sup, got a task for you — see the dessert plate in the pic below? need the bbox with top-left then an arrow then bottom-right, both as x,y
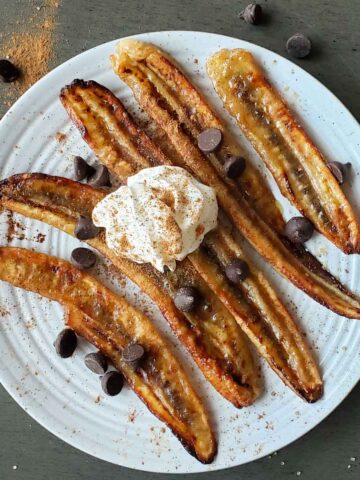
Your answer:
0,31 -> 359,473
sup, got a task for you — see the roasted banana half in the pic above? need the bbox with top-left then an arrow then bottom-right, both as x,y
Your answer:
59,79 -> 323,402
111,39 -> 360,320
0,173 -> 259,408
207,48 -> 360,254
0,247 -> 216,463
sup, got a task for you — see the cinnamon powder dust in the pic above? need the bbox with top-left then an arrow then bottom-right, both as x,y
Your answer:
0,1 -> 59,108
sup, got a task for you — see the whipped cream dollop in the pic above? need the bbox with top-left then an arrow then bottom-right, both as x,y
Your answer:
92,166 -> 218,272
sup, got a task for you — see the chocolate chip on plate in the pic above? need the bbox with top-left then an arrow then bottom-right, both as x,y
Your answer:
239,3 -> 262,25
224,156 -> 246,179
74,216 -> 101,240
225,259 -> 250,283
101,371 -> 124,396
197,128 -> 223,153
71,247 -> 97,269
284,216 -> 314,243
54,328 -> 77,358
286,34 -> 312,59
73,156 -> 95,181
87,165 -> 110,187
85,352 -> 108,374
327,161 -> 351,185
122,343 -> 145,370
174,286 -> 200,312
0,59 -> 20,82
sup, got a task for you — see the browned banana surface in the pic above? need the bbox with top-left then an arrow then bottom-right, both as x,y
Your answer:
0,173 -> 259,408
111,39 -> 360,320
60,80 -> 323,402
0,247 -> 216,463
207,48 -> 360,254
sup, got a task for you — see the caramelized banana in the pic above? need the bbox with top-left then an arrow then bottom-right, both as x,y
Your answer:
111,39 -> 360,321
0,247 -> 216,463
59,79 -> 323,402
0,173 -> 259,408
207,48 -> 360,254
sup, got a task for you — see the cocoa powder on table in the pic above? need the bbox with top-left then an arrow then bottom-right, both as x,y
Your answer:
0,1 -> 59,109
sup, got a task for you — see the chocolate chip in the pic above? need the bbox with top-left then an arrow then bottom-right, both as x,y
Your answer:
224,156 -> 246,179
327,161 -> 351,185
84,352 -> 108,374
71,247 -> 97,269
87,165 -> 110,187
174,286 -> 200,312
101,371 -> 124,396
286,34 -> 312,59
122,343 -> 145,370
225,259 -> 250,283
239,3 -> 262,25
0,59 -> 20,82
197,128 -> 223,153
73,156 -> 95,181
54,328 -> 77,358
284,216 -> 314,243
74,216 -> 101,240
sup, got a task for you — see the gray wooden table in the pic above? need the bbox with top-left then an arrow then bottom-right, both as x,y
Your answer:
0,1 -> 359,478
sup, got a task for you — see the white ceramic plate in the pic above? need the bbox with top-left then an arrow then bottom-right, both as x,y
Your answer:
0,31 -> 359,474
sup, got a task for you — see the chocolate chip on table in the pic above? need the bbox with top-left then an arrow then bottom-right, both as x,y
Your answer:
74,216 -> 101,240
238,3 -> 262,25
87,165 -> 110,187
0,59 -> 20,82
284,216 -> 314,243
225,259 -> 250,283
73,156 -> 95,181
224,156 -> 246,179
54,328 -> 77,358
197,128 -> 223,153
327,161 -> 351,185
174,286 -> 200,312
71,247 -> 97,269
101,371 -> 124,396
85,352 -> 108,374
122,343 -> 145,370
286,34 -> 312,59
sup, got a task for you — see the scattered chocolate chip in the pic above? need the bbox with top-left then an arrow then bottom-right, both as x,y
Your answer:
71,247 -> 97,269
224,156 -> 246,179
239,3 -> 262,25
0,59 -> 20,82
122,343 -> 145,370
284,217 -> 314,243
88,165 -> 110,187
327,161 -> 351,185
286,34 -> 312,59
197,128 -> 223,153
101,371 -> 124,396
85,352 -> 108,374
225,259 -> 250,283
54,328 -> 77,358
73,156 -> 95,181
74,216 -> 101,240
174,286 -> 200,312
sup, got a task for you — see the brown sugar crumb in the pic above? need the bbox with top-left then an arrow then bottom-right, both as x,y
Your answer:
194,58 -> 199,64
0,305 -> 10,317
6,211 -> 26,242
35,232 -> 46,243
128,409 -> 138,423
55,131 -> 66,142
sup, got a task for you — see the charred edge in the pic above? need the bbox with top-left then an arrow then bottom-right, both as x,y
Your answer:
77,318 -> 215,463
